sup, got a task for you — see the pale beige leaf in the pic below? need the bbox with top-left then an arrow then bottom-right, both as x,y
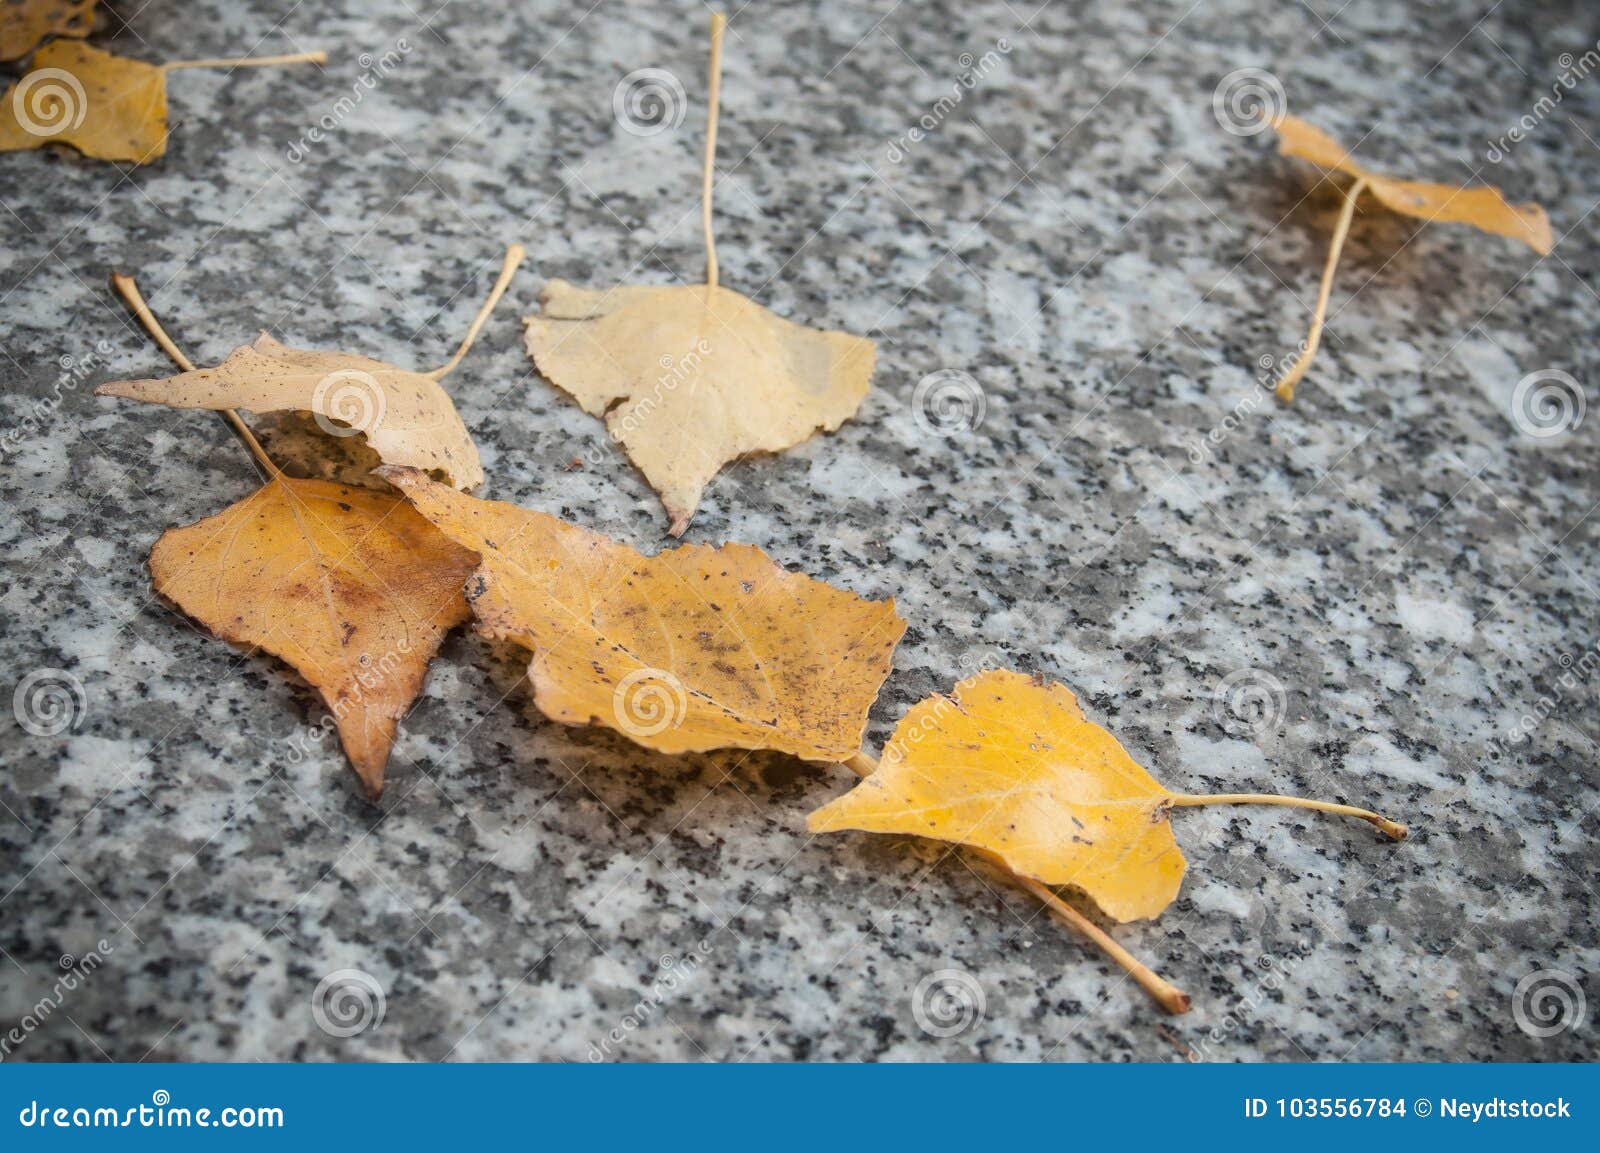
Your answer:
525,279 -> 874,535
99,333 -> 484,489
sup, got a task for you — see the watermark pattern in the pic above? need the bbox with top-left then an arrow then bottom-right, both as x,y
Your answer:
11,68 -> 87,138
577,341 -> 714,469
612,67 -> 687,137
13,668 -> 87,737
1511,968 -> 1586,1038
911,369 -> 986,437
612,668 -> 689,739
285,38 -> 413,162
311,369 -> 387,439
588,941 -> 713,1061
1211,668 -> 1287,737
1,941 -> 114,1061
281,638 -> 417,765
1,340 -> 114,461
885,39 -> 1011,163
311,968 -> 386,1038
1487,639 -> 1599,761
1185,350 -> 1302,463
1186,945 -> 1311,1061
911,967 -> 985,1038
1212,67 -> 1286,137
1486,42 -> 1600,161
1509,369 -> 1584,439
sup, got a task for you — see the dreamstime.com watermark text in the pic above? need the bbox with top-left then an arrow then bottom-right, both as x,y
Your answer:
1,941 -> 114,1060
16,1091 -> 283,1130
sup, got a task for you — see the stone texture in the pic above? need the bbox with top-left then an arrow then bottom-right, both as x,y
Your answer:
1,0 -> 1596,1061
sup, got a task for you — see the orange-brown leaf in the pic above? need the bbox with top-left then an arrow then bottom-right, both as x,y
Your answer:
379,466 -> 905,761
151,477 -> 476,797
1275,114 -> 1552,254
808,669 -> 1186,921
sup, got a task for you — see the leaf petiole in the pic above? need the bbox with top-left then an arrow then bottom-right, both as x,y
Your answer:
1166,790 -> 1407,841
428,244 -> 528,381
110,272 -> 281,479
702,13 -> 726,290
1274,176 -> 1368,403
163,51 -> 327,73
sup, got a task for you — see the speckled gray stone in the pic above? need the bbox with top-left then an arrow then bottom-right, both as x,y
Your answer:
1,0 -> 1597,1062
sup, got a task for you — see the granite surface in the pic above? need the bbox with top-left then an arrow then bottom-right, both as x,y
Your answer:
2,0 -> 1597,1062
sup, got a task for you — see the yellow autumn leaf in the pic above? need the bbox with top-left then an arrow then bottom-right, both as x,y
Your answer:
525,14 -> 873,535
1275,115 -> 1552,252
152,477 -> 477,797
1,0 -> 97,64
98,246 -> 527,490
0,41 -> 323,163
1264,114 -> 1553,402
378,465 -> 906,762
811,669 -> 1405,923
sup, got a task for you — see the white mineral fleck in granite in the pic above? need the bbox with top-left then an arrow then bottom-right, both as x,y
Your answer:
1,0 -> 1597,1063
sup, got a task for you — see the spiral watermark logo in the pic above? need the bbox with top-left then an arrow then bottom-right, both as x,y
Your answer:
911,967 -> 985,1038
1511,968 -> 1586,1038
13,669 -> 87,737
1212,68 -> 1286,137
11,68 -> 88,139
612,668 -> 688,738
1212,668 -> 1288,737
912,369 -> 986,437
311,369 -> 386,439
1509,369 -> 1584,439
311,968 -> 386,1038
612,68 -> 687,137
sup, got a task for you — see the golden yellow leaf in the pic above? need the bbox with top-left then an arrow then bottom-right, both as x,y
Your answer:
0,41 -> 323,163
526,14 -> 874,536
1,0 -> 97,64
378,465 -> 906,761
810,669 -> 1405,922
0,41 -> 166,162
1264,115 -> 1552,402
97,245 -> 527,490
525,280 -> 874,536
152,476 -> 476,797
1275,115 -> 1552,253
101,333 -> 487,489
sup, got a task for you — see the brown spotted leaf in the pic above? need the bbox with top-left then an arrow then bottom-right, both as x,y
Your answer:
378,466 -> 905,761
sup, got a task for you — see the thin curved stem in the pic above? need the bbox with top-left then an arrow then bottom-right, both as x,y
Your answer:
1166,791 -> 1407,841
164,51 -> 327,72
110,272 -> 280,480
1274,176 -> 1367,403
429,244 -> 528,380
702,12 -> 726,290
843,753 -> 1191,1015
